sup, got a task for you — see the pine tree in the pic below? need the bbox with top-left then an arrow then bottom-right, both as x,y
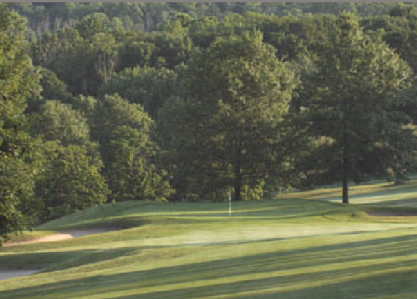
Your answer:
308,13 -> 412,203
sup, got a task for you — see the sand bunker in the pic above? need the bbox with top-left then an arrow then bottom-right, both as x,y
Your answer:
0,228 -> 122,281
5,228 -> 121,247
367,211 -> 417,217
0,269 -> 40,281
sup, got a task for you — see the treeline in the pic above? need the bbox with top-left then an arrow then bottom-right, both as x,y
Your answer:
8,2 -> 401,37
2,3 -> 417,243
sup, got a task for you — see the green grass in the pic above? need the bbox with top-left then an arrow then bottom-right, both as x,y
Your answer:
1,180 -> 417,298
278,179 -> 417,207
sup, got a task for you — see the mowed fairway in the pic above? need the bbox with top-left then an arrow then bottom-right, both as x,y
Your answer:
1,181 -> 417,298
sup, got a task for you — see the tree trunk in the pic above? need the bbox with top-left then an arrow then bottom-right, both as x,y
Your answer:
342,162 -> 349,204
394,173 -> 404,185
234,164 -> 242,202
394,155 -> 405,185
342,134 -> 349,204
83,78 -> 87,96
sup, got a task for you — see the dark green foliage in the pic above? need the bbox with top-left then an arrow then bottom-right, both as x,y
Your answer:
116,41 -> 156,71
100,66 -> 178,118
35,143 -> 109,220
187,16 -> 219,48
106,126 -> 173,202
91,94 -> 152,165
221,13 -> 336,61
362,4 -> 417,73
0,153 -> 40,244
32,16 -> 118,97
27,97 -> 105,221
92,94 -> 171,202
306,13 -> 412,203
75,13 -> 112,39
374,84 -> 417,184
29,100 -> 91,147
117,29 -> 193,71
26,67 -> 77,115
31,28 -> 84,94
159,31 -> 297,201
0,3 -> 42,244
70,95 -> 98,125
28,67 -> 75,111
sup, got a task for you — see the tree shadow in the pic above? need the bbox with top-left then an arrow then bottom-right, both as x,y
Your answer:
1,233 -> 417,298
362,197 -> 417,208
0,247 -> 137,273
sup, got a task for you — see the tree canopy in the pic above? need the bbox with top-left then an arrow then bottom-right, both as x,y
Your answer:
159,31 -> 297,201
0,3 -> 41,244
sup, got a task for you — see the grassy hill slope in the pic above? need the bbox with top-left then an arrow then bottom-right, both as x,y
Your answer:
1,180 -> 417,299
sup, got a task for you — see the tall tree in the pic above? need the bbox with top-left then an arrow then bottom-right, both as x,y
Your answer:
92,94 -> 171,201
106,126 -> 172,202
308,13 -> 412,203
374,84 -> 417,184
160,31 -> 297,201
0,3 -> 41,244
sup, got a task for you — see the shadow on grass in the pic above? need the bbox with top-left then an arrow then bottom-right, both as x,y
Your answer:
232,269 -> 417,299
0,250 -> 87,269
0,247 -> 137,272
2,233 -> 417,299
361,197 -> 417,208
345,189 -> 417,201
299,183 -> 417,203
104,267 -> 417,299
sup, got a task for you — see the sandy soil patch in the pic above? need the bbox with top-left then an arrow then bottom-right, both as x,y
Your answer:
1,228 -> 122,281
0,269 -> 40,281
367,211 -> 417,217
5,228 -> 121,247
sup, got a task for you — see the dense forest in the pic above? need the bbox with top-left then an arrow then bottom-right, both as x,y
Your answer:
2,2 -> 417,244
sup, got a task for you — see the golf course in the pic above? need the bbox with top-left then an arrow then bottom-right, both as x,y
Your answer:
4,2 -> 417,298
1,180 -> 417,299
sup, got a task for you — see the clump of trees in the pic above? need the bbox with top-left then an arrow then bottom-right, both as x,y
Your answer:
158,31 -> 297,201
2,2 -> 417,243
